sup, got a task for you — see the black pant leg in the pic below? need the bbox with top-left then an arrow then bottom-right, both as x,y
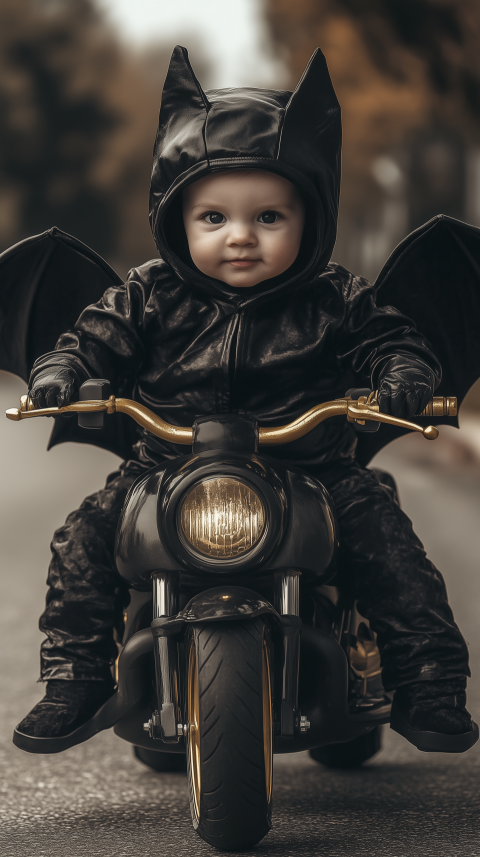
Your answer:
39,460 -> 145,681
315,460 -> 470,691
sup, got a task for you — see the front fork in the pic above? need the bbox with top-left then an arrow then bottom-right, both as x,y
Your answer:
274,570 -> 309,738
144,569 -> 309,742
144,571 -> 181,743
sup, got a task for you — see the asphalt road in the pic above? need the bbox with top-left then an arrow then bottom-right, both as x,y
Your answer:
1,370 -> 479,857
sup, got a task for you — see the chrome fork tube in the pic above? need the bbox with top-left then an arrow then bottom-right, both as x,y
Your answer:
151,571 -> 180,743
274,571 -> 302,738
153,572 -> 178,619
274,570 -> 300,617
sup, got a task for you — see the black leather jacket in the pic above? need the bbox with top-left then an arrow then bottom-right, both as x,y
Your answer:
30,46 -> 440,467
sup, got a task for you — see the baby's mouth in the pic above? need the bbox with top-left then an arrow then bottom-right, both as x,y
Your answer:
227,258 -> 260,268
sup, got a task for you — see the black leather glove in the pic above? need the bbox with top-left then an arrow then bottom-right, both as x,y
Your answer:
28,365 -> 81,409
376,357 -> 437,419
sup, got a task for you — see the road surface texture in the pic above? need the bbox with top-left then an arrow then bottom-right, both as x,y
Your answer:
1,371 -> 479,856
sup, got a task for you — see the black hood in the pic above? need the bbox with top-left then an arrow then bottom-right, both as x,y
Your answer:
149,45 -> 341,300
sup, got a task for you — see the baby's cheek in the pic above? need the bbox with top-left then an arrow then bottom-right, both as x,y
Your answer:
265,232 -> 298,276
190,234 -> 221,277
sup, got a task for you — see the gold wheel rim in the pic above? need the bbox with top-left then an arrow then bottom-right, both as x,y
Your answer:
187,639 -> 201,821
262,639 -> 273,805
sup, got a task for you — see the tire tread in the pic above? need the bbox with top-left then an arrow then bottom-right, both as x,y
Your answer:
189,619 -> 271,851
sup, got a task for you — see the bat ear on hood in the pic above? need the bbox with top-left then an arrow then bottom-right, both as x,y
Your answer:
151,46 -> 210,199
279,48 -> 341,225
282,48 -> 340,140
158,45 -> 210,122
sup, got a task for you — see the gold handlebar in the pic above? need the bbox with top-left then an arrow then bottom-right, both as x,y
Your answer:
6,395 -> 194,444
6,394 -> 456,446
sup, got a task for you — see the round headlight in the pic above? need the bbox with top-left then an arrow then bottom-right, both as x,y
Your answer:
179,477 -> 266,560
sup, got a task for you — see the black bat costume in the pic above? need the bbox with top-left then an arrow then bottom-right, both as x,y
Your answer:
2,47 -> 478,745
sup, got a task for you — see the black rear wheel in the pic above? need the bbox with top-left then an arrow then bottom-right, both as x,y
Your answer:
133,745 -> 187,772
186,619 -> 273,852
310,726 -> 383,769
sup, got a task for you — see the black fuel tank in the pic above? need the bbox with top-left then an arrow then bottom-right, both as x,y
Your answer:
115,452 -> 338,588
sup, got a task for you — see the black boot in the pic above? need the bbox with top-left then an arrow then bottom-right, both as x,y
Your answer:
390,678 -> 479,753
14,679 -> 115,746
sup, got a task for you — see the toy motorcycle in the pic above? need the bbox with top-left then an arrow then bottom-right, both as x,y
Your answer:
6,386 -> 454,851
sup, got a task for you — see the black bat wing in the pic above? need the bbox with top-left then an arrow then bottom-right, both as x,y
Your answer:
0,226 -> 136,459
356,214 -> 480,466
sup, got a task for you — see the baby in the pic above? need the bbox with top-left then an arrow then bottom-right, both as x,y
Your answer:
16,46 -> 475,750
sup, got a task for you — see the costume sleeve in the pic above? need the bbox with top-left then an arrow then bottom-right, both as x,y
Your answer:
29,267 -> 153,395
335,272 -> 442,390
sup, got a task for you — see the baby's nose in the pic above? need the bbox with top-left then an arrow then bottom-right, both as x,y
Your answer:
227,225 -> 257,245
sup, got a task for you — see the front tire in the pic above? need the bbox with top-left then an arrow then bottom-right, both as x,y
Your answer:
186,619 -> 273,852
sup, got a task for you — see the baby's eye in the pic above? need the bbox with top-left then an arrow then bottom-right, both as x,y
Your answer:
204,212 -> 226,225
258,210 -> 280,224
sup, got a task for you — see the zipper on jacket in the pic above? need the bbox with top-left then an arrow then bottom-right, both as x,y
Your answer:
218,311 -> 240,413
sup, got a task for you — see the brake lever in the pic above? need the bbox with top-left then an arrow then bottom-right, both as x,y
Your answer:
6,396 -> 114,421
346,401 -> 439,440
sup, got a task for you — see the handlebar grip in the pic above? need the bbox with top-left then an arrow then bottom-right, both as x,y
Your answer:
418,397 -> 457,417
78,379 -> 111,429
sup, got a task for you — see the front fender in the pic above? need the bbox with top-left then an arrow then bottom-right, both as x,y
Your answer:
179,586 -> 279,622
151,586 -> 280,638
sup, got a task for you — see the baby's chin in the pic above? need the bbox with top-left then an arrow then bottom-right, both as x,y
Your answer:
221,275 -> 265,288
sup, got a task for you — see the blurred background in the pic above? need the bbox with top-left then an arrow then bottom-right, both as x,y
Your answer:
2,0 -> 480,281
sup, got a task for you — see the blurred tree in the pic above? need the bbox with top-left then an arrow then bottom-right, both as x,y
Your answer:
264,0 -> 480,276
336,0 -> 480,120
0,0 -> 211,275
0,0 -> 124,259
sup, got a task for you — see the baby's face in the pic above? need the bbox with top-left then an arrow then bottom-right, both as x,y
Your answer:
182,170 -> 305,287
